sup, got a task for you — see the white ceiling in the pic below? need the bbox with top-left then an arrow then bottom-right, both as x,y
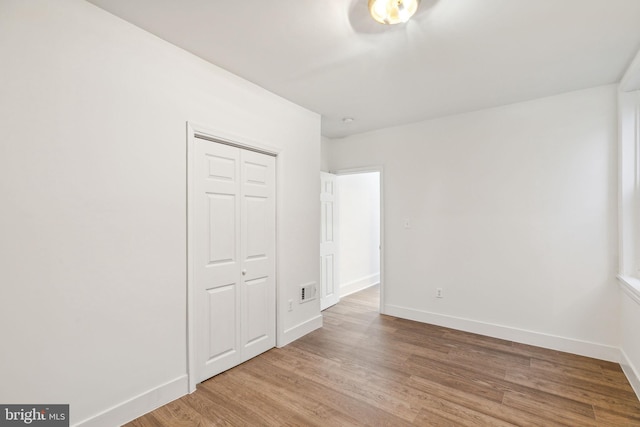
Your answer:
87,0 -> 640,139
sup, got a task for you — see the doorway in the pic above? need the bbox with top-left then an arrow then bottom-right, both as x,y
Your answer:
321,168 -> 383,313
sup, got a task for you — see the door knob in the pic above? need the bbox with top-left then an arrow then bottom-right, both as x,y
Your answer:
242,269 -> 247,276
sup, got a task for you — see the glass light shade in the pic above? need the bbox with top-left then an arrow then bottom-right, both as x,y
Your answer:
368,0 -> 420,25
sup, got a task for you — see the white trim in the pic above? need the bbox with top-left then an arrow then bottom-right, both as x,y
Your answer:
332,166 -> 385,315
621,349 -> 640,401
186,123 -> 196,393
188,121 -> 281,157
340,273 -> 380,297
384,304 -> 621,363
332,166 -> 383,176
278,315 -> 323,347
74,375 -> 188,427
618,274 -> 640,305
186,121 -> 282,392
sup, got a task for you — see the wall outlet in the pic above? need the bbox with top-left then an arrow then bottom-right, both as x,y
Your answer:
287,299 -> 293,312
436,288 -> 443,298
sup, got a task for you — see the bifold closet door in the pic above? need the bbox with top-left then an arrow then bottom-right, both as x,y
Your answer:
194,139 -> 276,383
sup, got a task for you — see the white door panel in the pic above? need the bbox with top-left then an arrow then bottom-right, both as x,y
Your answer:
243,275 -> 271,359
207,194 -> 236,264
194,139 -> 275,384
320,172 -> 339,310
206,284 -> 238,366
240,149 -> 275,359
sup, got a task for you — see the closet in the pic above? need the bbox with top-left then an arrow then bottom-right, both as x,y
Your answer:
192,138 -> 276,383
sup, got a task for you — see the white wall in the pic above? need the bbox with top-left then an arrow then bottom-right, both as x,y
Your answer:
337,172 -> 380,296
321,136 -> 331,172
326,85 -> 620,360
0,1 -> 320,425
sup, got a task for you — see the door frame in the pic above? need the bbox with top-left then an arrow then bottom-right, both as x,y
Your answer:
186,121 -> 281,392
332,166 -> 385,314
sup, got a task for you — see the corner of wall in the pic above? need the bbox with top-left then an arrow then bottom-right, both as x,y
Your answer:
384,304 -> 622,363
621,350 -> 640,400
75,376 -> 189,427
340,274 -> 380,298
278,315 -> 323,348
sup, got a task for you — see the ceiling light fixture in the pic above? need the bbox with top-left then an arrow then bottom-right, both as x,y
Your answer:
368,0 -> 420,25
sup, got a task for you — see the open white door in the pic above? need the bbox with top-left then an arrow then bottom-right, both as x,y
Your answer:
320,172 -> 339,310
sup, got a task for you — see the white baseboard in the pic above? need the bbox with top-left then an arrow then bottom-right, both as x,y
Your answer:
340,273 -> 380,298
74,375 -> 189,427
621,349 -> 640,400
278,314 -> 323,348
384,304 -> 621,363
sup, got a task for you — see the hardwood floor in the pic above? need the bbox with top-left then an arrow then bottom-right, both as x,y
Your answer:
126,286 -> 640,426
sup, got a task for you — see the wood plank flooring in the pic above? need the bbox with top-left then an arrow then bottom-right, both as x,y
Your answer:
126,286 -> 640,426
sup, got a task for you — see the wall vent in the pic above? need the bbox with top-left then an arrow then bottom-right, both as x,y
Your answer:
300,283 -> 317,303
